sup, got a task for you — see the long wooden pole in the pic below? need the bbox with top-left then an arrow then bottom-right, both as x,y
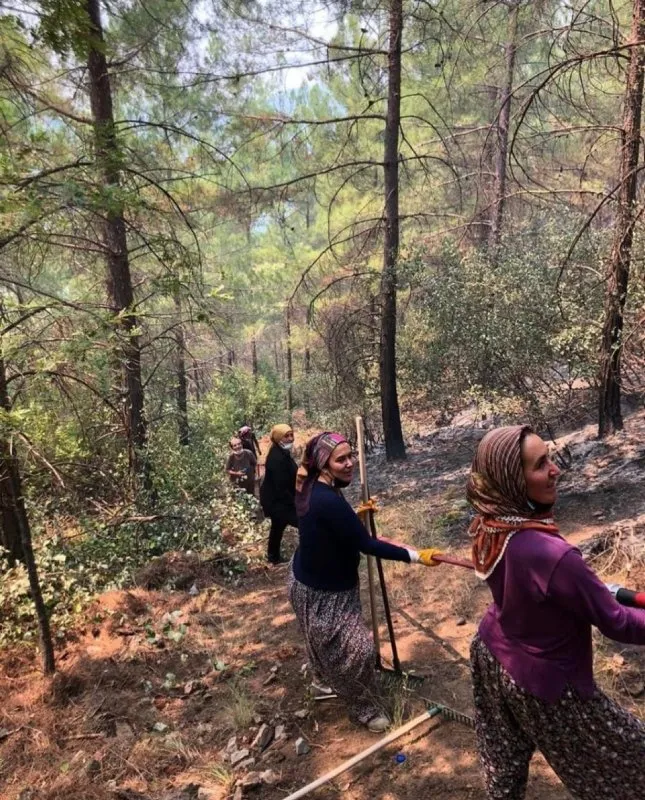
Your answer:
282,706 -> 442,800
356,416 -> 381,664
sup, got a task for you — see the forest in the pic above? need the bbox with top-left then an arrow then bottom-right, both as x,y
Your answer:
1,1 -> 645,798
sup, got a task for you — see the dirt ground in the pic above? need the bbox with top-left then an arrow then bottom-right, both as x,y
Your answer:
2,412 -> 645,800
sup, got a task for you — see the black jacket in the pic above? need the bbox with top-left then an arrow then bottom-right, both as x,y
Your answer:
260,444 -> 297,518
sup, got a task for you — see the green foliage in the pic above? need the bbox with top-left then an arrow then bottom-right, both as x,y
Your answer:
0,475 -> 265,645
193,369 -> 285,443
399,219 -> 604,421
36,0 -> 95,59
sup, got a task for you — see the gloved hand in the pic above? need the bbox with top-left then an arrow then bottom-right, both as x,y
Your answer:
418,548 -> 443,567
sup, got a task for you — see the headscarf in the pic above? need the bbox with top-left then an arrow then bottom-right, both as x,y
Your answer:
466,425 -> 559,580
238,425 -> 251,436
295,432 -> 347,517
270,424 -> 292,446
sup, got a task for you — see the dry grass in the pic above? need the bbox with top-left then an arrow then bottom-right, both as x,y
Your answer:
199,760 -> 236,793
223,679 -> 256,730
448,575 -> 481,621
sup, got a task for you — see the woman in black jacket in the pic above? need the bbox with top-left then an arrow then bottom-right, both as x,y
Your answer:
260,424 -> 297,564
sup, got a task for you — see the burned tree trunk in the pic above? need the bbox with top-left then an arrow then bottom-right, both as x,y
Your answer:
598,0 -> 645,436
379,0 -> 406,461
0,347 -> 55,673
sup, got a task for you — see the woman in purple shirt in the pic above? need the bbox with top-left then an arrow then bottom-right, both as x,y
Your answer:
468,425 -> 645,800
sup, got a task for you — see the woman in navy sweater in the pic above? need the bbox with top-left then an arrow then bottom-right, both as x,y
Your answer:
290,432 -> 441,732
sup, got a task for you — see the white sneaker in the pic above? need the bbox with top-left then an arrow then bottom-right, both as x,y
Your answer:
366,713 -> 390,733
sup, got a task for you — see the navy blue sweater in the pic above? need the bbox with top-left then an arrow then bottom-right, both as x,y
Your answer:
293,482 -> 411,591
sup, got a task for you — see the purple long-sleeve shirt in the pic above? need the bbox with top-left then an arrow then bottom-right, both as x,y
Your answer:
479,528 -> 645,703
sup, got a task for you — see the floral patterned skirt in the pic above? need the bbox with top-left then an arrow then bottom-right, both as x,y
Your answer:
288,569 -> 383,724
471,634 -> 645,799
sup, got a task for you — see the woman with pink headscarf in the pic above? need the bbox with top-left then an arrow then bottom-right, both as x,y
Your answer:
290,432 -> 442,733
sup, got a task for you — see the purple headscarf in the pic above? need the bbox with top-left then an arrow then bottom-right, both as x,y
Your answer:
295,432 -> 348,517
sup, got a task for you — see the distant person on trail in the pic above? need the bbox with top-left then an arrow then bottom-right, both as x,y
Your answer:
289,431 -> 443,733
238,425 -> 261,457
467,425 -> 645,800
259,423 -> 297,564
225,437 -> 256,496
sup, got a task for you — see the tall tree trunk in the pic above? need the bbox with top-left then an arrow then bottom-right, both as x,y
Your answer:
379,0 -> 406,461
285,305 -> 294,412
0,347 -> 55,673
85,0 -> 150,487
304,306 -> 312,415
173,294 -> 189,446
251,337 -> 258,380
489,1 -> 519,251
599,0 -> 645,436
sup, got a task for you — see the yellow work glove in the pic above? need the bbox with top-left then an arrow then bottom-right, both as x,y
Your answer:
418,548 -> 443,567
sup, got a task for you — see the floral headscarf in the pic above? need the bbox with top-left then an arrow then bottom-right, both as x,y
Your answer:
467,425 -> 558,579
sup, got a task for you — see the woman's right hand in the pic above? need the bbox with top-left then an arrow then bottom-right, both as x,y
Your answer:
418,548 -> 444,567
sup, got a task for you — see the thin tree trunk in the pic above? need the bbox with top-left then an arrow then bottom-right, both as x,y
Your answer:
173,294 -> 189,446
285,305 -> 293,412
85,0 -> 150,487
489,1 -> 519,250
599,0 -> 645,437
471,85 -> 499,246
0,347 -> 55,673
251,337 -> 258,380
304,306 -> 312,415
379,0 -> 406,461
192,359 -> 202,402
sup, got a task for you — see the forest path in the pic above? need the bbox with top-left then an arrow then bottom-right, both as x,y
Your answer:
3,412 -> 645,800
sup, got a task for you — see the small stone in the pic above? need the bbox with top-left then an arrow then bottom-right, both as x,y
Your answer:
295,737 -> 310,755
188,583 -> 199,596
259,770 -> 279,785
300,663 -> 308,675
274,724 -> 286,740
239,771 -> 262,788
251,723 -> 274,752
152,722 -> 169,734
294,709 -> 308,719
252,714 -> 263,725
233,787 -> 243,800
226,735 -> 238,753
270,665 -> 279,673
230,748 -> 250,766
197,789 -> 219,800
456,617 -> 467,626
237,757 -> 256,770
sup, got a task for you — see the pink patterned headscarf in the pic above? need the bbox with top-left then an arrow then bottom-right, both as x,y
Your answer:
295,432 -> 348,517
